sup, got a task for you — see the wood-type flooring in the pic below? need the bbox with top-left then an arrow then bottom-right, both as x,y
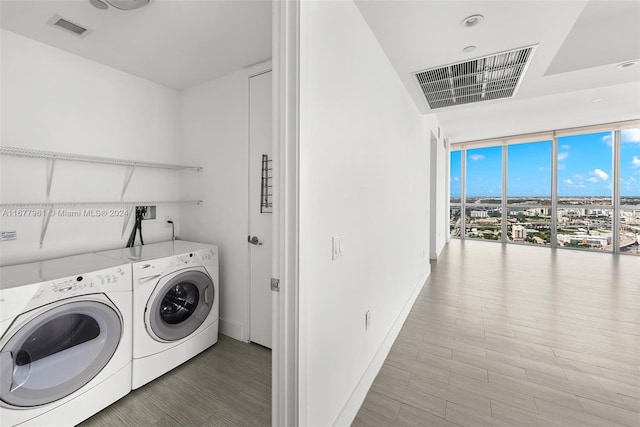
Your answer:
354,239 -> 639,427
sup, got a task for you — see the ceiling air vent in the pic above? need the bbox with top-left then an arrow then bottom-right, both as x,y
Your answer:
48,14 -> 91,37
414,46 -> 536,110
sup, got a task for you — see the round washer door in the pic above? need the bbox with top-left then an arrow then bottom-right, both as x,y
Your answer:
146,269 -> 214,342
0,298 -> 122,408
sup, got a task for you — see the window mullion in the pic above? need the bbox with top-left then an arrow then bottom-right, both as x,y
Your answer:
551,132 -> 558,249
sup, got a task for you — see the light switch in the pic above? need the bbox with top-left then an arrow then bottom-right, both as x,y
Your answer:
332,235 -> 344,260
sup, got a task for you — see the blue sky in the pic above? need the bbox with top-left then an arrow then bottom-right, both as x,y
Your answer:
557,132 -> 612,198
450,128 -> 640,199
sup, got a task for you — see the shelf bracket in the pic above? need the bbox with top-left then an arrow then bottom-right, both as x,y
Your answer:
45,159 -> 56,199
121,206 -> 136,238
121,166 -> 136,200
39,204 -> 54,248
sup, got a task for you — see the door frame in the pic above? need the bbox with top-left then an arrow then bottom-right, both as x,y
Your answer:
429,131 -> 438,259
272,0 -> 300,425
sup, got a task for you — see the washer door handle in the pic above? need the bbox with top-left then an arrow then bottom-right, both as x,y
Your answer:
139,264 -> 152,269
204,285 -> 211,307
138,274 -> 161,283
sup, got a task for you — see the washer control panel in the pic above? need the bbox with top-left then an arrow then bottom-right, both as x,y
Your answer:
169,249 -> 216,269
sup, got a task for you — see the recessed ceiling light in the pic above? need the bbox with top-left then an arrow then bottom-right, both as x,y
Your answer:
461,14 -> 484,28
463,46 -> 476,53
89,0 -> 150,10
591,98 -> 603,103
617,60 -> 638,69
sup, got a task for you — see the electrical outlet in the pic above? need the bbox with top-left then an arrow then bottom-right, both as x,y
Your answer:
136,206 -> 156,220
365,310 -> 371,331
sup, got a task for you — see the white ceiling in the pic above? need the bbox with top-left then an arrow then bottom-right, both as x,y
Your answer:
355,0 -> 640,142
1,1 -> 638,143
0,0 -> 272,90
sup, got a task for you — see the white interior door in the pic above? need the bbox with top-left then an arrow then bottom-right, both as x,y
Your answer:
249,70 -> 273,348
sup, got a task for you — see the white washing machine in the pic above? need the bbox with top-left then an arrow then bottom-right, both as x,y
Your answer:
0,254 -> 132,426
96,240 -> 218,389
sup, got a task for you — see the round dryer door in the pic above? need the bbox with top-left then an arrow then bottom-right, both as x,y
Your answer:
0,299 -> 122,408
147,269 -> 214,342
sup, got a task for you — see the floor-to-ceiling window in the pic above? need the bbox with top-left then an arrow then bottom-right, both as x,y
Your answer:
507,140 -> 552,246
465,146 -> 502,240
450,150 -> 462,237
449,121 -> 639,255
620,128 -> 640,255
556,131 -> 613,252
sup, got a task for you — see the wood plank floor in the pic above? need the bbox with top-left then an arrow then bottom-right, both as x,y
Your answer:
80,335 -> 271,427
354,240 -> 639,427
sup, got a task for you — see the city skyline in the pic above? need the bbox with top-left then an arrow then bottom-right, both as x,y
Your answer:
450,129 -> 640,199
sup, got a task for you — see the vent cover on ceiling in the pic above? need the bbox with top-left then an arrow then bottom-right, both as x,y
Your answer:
48,14 -> 91,37
414,46 -> 536,110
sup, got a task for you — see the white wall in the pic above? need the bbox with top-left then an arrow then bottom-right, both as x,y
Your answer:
179,62 -> 270,341
298,2 -> 441,425
0,30 -> 182,266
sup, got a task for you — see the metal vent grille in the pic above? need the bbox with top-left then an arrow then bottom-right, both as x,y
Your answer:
48,14 -> 90,37
415,46 -> 535,110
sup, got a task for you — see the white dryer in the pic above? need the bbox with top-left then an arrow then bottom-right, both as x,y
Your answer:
96,240 -> 218,389
0,254 -> 132,426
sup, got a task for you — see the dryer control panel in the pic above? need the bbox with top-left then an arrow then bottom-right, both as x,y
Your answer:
0,265 -> 131,323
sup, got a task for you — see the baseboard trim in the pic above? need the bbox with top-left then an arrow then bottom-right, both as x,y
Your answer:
333,267 -> 431,426
430,242 -> 446,260
219,318 -> 244,341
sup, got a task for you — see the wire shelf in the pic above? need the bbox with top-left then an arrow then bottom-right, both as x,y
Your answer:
0,200 -> 203,209
0,146 -> 202,171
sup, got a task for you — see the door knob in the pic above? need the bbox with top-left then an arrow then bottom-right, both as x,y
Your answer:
248,235 -> 262,246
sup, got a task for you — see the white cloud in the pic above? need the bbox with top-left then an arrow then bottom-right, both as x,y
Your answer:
574,174 -> 585,179
632,156 -> 640,168
558,152 -> 569,161
622,128 -> 640,144
452,176 -> 459,182
469,154 -> 485,161
601,129 -> 639,146
558,163 -> 566,170
623,177 -> 637,188
586,177 -> 598,183
592,169 -> 609,180
563,178 -> 586,188
561,144 -> 571,150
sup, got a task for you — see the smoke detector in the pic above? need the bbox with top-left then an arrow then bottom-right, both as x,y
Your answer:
461,14 -> 484,27
414,45 -> 537,110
